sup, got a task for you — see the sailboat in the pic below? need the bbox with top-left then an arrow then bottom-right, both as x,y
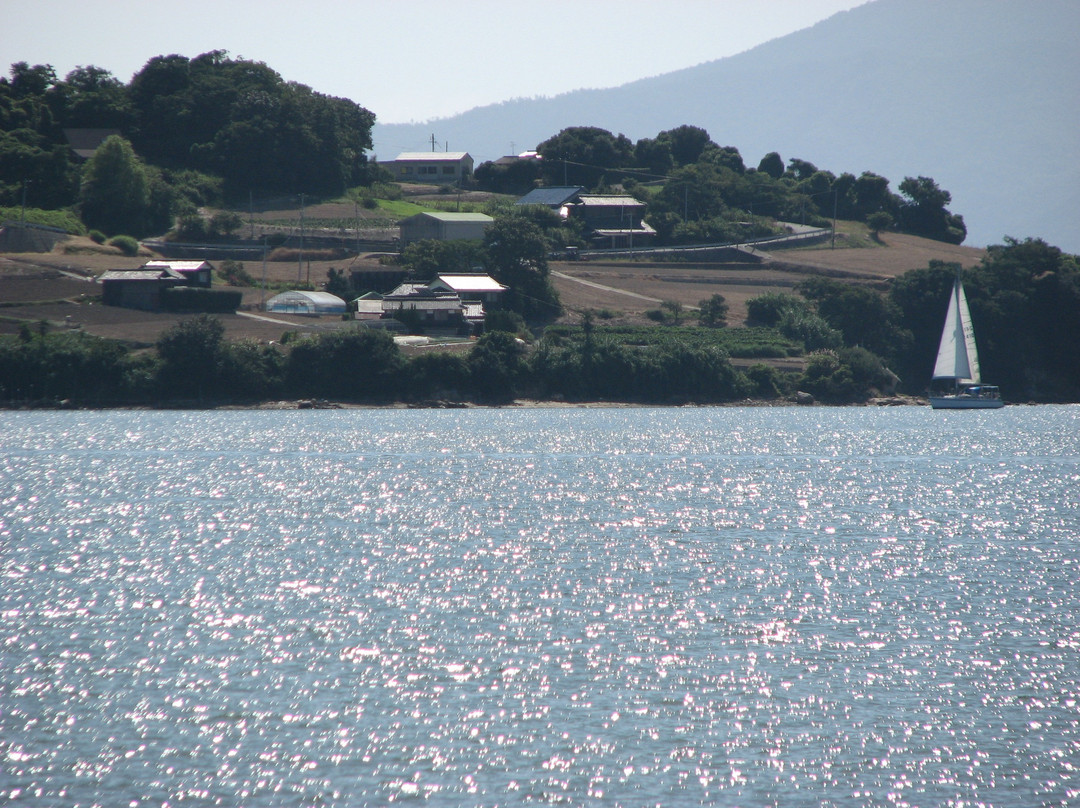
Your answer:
929,273 -> 1004,409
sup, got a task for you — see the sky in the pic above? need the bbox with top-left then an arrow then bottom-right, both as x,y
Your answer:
2,0 -> 869,125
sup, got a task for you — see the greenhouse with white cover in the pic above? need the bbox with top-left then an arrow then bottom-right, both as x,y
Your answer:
265,291 -> 347,315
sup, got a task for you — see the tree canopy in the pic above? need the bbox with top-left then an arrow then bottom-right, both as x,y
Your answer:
0,52 -> 376,217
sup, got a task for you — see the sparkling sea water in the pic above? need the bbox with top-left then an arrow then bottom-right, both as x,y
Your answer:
2,406 -> 1078,807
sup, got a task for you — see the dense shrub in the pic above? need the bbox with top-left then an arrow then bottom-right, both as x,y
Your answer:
160,287 -> 242,313
468,331 -> 528,402
286,329 -> 404,401
746,292 -> 809,326
106,234 -> 140,256
219,260 -> 255,287
0,330 -> 127,404
406,352 -> 470,400
798,347 -> 892,403
484,309 -> 529,336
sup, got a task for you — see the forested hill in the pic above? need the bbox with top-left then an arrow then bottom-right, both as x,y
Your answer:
1,50 -> 376,236
373,0 -> 1080,254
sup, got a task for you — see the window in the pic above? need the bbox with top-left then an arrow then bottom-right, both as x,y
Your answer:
442,166 -> 455,174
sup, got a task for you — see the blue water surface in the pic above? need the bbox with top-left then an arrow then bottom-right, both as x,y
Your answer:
2,405 -> 1078,807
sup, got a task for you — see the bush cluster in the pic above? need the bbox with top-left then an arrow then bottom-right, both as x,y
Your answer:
0,316 -> 788,407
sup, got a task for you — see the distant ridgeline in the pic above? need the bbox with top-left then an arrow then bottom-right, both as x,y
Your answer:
375,0 -> 1080,254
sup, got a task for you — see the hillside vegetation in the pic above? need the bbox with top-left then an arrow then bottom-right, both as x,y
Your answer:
3,49 -> 1079,405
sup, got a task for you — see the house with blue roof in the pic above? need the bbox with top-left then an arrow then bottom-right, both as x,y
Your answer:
515,186 -> 585,210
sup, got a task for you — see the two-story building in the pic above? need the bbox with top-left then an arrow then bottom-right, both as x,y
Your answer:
565,194 -> 656,249
381,273 -> 505,332
384,152 -> 474,185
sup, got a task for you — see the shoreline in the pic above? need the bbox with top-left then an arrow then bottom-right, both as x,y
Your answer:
1,394 -> 937,411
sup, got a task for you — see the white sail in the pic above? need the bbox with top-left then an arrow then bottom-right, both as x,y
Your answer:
932,278 -> 980,384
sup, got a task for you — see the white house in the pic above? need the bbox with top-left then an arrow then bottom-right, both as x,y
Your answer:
380,273 -> 504,331
385,152 -> 474,184
428,274 -> 507,305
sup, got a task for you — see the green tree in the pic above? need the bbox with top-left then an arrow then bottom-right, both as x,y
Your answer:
660,299 -> 684,325
324,267 -> 352,299
757,152 -> 784,179
658,125 -> 713,166
898,176 -> 966,244
701,144 -> 746,174
7,62 -> 57,100
866,210 -> 893,239
799,277 -> 911,360
221,339 -> 284,400
468,330 -> 528,401
407,351 -> 470,400
698,293 -> 729,327
285,329 -> 403,401
785,158 -> 818,182
800,347 -> 891,403
50,65 -> 134,129
209,210 -> 242,237
401,238 -> 485,280
852,171 -> 895,219
473,157 -> 542,195
484,309 -> 529,336
536,126 -> 634,188
746,292 -> 810,326
633,137 -> 674,175
155,314 -> 227,401
79,134 -> 151,236
127,50 -> 374,196
483,215 -> 560,318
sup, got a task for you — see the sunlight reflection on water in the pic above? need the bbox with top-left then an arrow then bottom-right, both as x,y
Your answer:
2,406 -> 1079,805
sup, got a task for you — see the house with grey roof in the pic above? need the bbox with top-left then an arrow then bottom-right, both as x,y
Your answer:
381,273 -> 504,333
566,194 -> 656,249
99,266 -> 189,310
398,212 -> 493,247
63,129 -> 121,160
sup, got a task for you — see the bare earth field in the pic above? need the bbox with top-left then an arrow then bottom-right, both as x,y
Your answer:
550,231 -> 985,326
1,227 -> 987,344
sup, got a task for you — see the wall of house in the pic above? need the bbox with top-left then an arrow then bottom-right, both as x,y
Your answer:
389,158 -> 473,185
400,219 -> 488,247
102,281 -> 166,311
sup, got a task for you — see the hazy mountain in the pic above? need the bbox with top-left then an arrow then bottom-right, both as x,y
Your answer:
372,0 -> 1079,253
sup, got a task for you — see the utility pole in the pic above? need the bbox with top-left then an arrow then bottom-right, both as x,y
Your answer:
832,188 -> 838,249
298,193 -> 305,284
261,236 -> 268,311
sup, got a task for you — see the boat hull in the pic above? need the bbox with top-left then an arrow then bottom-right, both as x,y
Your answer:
930,395 -> 1005,410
